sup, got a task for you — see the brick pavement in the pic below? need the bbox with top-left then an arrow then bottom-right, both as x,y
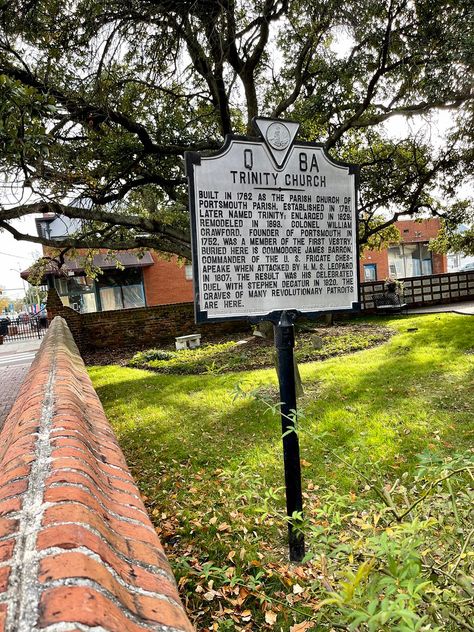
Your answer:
0,364 -> 30,429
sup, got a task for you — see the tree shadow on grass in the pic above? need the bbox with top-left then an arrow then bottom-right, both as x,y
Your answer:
295,314 -> 474,485
89,314 -> 473,492
91,367 -> 284,472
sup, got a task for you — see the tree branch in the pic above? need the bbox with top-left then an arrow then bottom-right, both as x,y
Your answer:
0,202 -> 191,258
0,60 -> 215,156
0,218 -> 192,260
326,1 -> 396,148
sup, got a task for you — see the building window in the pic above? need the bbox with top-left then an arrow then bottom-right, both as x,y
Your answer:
363,264 -> 377,281
54,275 -> 97,313
96,268 -> 146,311
54,268 -> 147,313
185,264 -> 193,281
387,243 -> 433,278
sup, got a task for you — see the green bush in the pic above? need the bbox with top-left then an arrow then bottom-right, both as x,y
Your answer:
126,326 -> 392,375
304,450 -> 474,631
128,348 -> 175,366
129,341 -> 237,374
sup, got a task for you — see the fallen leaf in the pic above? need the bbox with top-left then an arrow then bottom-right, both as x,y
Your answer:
265,610 -> 278,625
241,609 -> 252,621
290,621 -> 315,631
238,587 -> 250,601
218,522 -> 231,532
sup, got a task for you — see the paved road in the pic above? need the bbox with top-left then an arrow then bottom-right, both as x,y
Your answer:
0,339 -> 42,429
0,349 -> 38,367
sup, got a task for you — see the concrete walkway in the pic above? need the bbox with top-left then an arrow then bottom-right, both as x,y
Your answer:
407,300 -> 474,316
0,338 -> 42,429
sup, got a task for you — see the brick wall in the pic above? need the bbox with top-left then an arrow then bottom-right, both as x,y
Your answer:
361,270 -> 474,310
359,248 -> 390,281
47,289 -> 250,352
395,218 -> 442,241
431,252 -> 448,275
0,317 -> 194,631
143,253 -> 194,306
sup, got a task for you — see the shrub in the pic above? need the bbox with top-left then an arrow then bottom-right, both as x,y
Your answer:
129,341 -> 238,374
126,326 -> 392,375
128,348 -> 175,366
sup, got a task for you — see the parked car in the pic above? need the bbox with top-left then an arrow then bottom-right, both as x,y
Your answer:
459,262 -> 474,272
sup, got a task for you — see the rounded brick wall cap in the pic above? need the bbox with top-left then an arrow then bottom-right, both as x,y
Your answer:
0,316 -> 195,631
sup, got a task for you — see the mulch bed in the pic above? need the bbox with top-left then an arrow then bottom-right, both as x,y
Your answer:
82,322 -> 393,368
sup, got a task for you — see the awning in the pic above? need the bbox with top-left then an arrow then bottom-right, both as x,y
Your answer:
21,251 -> 154,281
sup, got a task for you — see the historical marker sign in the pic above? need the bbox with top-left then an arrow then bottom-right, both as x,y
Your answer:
186,119 -> 359,561
186,118 -> 359,323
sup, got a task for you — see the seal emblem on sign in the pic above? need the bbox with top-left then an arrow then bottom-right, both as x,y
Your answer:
266,122 -> 290,150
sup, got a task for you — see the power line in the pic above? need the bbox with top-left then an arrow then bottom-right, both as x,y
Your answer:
0,251 -> 37,259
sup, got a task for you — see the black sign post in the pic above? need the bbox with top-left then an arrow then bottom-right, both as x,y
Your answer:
185,117 -> 359,561
274,310 -> 305,561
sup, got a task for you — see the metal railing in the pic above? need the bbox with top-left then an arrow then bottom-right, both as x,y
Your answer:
0,309 -> 49,343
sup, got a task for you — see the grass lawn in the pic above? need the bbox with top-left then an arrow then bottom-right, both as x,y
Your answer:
89,313 -> 474,632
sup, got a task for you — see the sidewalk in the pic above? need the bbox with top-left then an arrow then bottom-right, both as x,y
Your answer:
0,338 -> 42,429
407,300 -> 474,315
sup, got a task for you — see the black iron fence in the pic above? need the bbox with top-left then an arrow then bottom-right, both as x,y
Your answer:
0,310 -> 49,343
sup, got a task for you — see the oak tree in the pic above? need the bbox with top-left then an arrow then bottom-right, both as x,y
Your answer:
0,0 -> 472,262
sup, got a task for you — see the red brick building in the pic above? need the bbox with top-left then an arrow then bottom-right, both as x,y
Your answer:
360,218 -> 447,282
24,215 -> 194,313
142,251 -> 194,305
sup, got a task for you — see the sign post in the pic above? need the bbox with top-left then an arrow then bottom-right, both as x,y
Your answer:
274,310 -> 304,561
186,118 -> 359,561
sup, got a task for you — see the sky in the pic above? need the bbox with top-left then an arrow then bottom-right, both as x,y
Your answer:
0,215 -> 41,300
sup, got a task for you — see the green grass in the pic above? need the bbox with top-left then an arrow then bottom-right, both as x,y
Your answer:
88,313 -> 474,631
90,314 -> 473,481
